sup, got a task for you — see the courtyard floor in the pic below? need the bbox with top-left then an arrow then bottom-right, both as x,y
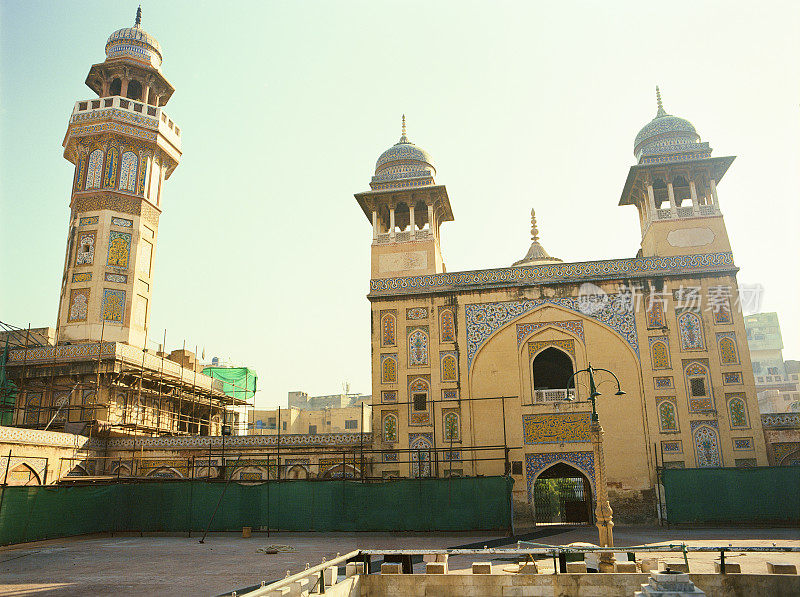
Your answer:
0,527 -> 798,596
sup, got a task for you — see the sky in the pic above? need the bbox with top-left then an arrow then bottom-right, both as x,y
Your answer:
1,1 -> 798,408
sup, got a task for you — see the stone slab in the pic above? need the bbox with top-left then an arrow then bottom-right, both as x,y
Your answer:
426,562 -> 447,574
615,561 -> 638,573
566,561 -> 588,573
381,563 -> 402,574
472,562 -> 492,574
767,561 -> 798,574
661,561 -> 690,573
713,561 -> 741,573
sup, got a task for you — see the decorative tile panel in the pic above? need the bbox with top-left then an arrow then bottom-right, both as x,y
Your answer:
382,413 -> 398,443
381,390 -> 397,403
111,216 -> 133,227
657,398 -> 678,432
646,297 -> 667,328
439,307 -> 456,342
408,327 -> 429,366
370,253 -> 736,296
380,354 -> 397,384
761,413 -> 800,428
101,288 -> 125,323
380,311 -> 396,347
654,376 -> 673,389
440,352 -> 458,382
107,231 -> 132,269
525,451 -> 595,504
726,393 -> 749,428
409,433 -> 433,477
677,311 -> 705,350
443,411 -> 460,442
105,273 -> 128,283
79,216 -> 99,226
522,413 -> 591,444
733,438 -> 753,451
649,336 -> 671,369
691,420 -> 722,467
716,332 -> 739,365
661,440 -> 682,454
72,272 -> 92,283
528,339 -> 575,359
723,372 -> 742,385
406,307 -> 428,320
517,320 -> 585,345
466,295 -> 638,371
68,288 -> 90,322
773,442 -> 800,464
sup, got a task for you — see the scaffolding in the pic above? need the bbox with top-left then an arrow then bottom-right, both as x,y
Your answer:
0,320 -> 255,438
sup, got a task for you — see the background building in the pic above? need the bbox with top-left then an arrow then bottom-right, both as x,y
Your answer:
744,312 -> 800,414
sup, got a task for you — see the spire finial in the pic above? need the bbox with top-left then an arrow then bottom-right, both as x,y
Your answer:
399,114 -> 408,142
134,5 -> 142,28
655,85 -> 666,117
530,209 -> 539,241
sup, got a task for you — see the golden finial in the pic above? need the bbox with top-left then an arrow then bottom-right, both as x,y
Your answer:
530,209 -> 539,242
402,114 -> 406,137
656,85 -> 666,117
134,5 -> 142,27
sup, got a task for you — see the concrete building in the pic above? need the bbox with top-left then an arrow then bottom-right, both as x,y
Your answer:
358,93 -> 768,523
248,404 -> 371,436
288,391 -> 371,411
744,312 -> 800,414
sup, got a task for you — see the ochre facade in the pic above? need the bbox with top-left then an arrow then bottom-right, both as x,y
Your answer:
359,100 -> 768,522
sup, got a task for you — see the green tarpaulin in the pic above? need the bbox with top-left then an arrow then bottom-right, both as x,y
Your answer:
0,476 -> 513,546
662,466 -> 800,524
202,366 -> 257,402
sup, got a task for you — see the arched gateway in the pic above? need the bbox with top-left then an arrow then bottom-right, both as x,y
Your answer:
532,462 -> 593,524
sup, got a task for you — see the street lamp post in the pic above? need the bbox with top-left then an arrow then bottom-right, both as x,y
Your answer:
566,364 -> 625,556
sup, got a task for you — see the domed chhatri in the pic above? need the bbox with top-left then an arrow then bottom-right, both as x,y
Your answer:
370,115 -> 437,191
105,6 -> 163,69
633,87 -> 711,165
513,209 -> 562,267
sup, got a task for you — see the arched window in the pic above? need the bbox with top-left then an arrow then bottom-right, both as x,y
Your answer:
395,202 -> 410,231
718,336 -> 739,365
381,313 -> 396,346
658,401 -> 678,431
728,396 -> 749,428
85,149 -> 104,189
532,347 -> 574,390
693,425 -> 722,467
119,151 -> 138,192
383,414 -> 398,443
381,356 -> 397,384
440,309 -> 455,342
126,79 -> 143,100
103,147 -> 119,188
444,412 -> 460,441
410,435 -> 432,477
408,329 -> 429,366
109,78 -> 122,96
677,312 -> 705,350
414,200 -> 428,229
685,362 -> 712,411
650,340 -> 670,369
441,354 -> 458,382
409,378 -> 429,412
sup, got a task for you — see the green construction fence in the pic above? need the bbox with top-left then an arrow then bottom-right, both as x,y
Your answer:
0,476 -> 513,546
662,466 -> 800,524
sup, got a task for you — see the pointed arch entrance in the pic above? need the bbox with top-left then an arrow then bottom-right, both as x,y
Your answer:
533,462 -> 593,524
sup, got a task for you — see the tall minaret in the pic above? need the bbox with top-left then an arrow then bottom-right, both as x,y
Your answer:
57,9 -> 181,348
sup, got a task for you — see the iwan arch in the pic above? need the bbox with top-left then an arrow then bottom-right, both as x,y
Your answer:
357,92 -> 767,523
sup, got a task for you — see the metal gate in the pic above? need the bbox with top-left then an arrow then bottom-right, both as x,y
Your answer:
533,463 -> 592,524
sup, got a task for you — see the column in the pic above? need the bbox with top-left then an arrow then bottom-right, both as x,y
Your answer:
709,178 -> 720,210
427,204 -> 435,236
689,180 -> 700,215
409,204 -> 416,240
371,210 -> 378,240
143,85 -> 151,105
646,185 -> 657,218
667,181 -> 678,216
591,420 -> 615,559
120,78 -> 129,98
389,207 -> 396,240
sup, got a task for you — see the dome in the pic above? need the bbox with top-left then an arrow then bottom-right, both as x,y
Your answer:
370,116 -> 436,191
633,87 -> 710,164
105,8 -> 163,69
513,210 -> 562,267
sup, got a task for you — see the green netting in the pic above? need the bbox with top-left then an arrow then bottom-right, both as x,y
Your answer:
662,466 -> 800,524
0,340 -> 17,426
0,476 -> 513,545
202,367 -> 257,402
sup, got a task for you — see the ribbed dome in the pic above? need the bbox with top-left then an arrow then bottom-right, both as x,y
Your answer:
105,9 -> 163,69
370,116 -> 436,191
633,87 -> 710,164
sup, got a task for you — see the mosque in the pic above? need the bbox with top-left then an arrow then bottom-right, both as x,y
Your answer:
1,11 -> 770,525
356,95 -> 768,522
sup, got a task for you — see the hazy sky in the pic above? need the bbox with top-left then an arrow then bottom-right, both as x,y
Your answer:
1,1 -> 798,408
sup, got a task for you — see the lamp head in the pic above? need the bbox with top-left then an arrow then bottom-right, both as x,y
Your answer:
615,390 -> 626,396
590,390 -> 601,398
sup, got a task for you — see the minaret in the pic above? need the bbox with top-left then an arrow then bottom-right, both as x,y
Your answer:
57,9 -> 181,348
354,116 -> 454,278
618,87 -> 734,257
